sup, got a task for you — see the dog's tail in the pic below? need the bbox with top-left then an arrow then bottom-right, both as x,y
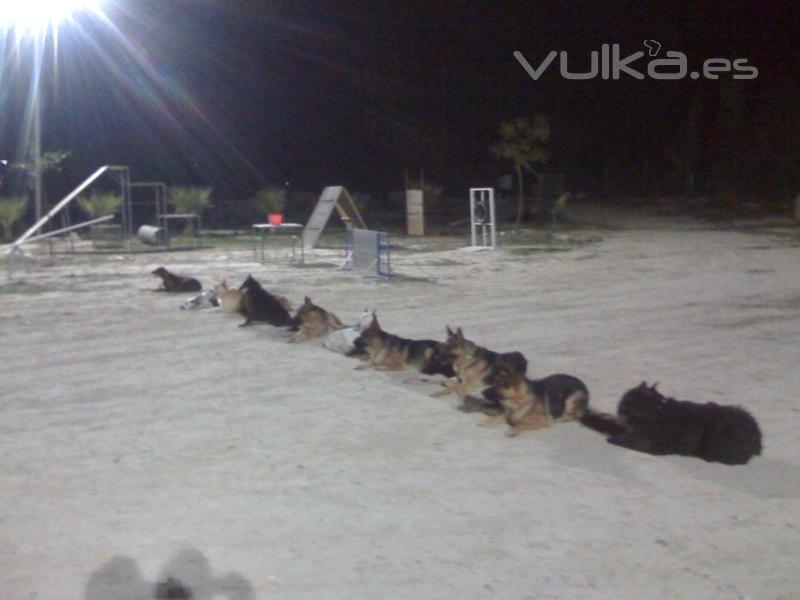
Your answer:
579,409 -> 626,436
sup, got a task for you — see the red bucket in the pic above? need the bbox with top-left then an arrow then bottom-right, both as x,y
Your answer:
268,213 -> 283,225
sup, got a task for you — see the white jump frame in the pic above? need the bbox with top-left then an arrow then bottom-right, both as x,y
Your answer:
469,187 -> 496,249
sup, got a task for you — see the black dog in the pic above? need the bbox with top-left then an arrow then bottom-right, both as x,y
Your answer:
582,382 -> 762,465
237,275 -> 292,327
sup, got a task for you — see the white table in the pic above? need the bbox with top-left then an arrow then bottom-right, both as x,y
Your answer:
252,223 -> 304,263
158,213 -> 201,247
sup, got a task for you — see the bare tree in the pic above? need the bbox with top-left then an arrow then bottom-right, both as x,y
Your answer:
491,115 -> 551,227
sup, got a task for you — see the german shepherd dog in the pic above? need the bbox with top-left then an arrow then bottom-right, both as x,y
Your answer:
480,362 -> 590,437
152,267 -> 202,292
214,279 -> 244,314
581,382 -> 762,465
432,327 -> 528,408
354,313 -> 454,376
237,275 -> 292,327
289,296 -> 345,342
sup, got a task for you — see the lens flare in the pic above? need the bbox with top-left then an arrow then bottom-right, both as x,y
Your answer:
0,0 -> 104,37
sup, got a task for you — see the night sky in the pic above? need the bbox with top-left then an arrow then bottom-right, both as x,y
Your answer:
2,0 -> 798,205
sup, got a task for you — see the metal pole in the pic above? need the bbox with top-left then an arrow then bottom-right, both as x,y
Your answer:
482,191 -> 488,247
32,36 -> 43,223
489,188 -> 497,249
9,165 -> 111,249
469,189 -> 476,247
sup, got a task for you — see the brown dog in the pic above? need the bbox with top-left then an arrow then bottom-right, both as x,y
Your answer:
152,267 -> 201,292
213,280 -> 244,313
289,296 -> 344,342
354,313 -> 453,375
432,326 -> 527,406
481,362 -> 590,437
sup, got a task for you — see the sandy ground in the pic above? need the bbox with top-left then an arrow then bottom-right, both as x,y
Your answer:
1,208 -> 799,600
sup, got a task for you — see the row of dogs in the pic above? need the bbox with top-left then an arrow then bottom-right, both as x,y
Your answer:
152,267 -> 763,465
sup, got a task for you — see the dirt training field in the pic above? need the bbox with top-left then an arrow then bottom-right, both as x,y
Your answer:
1,208 -> 799,599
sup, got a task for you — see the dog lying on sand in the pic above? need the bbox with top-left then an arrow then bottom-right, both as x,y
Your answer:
180,290 -> 219,310
213,280 -> 244,314
152,267 -> 201,292
478,362 -> 590,437
353,312 -> 454,376
237,275 -> 293,327
289,296 -> 344,342
580,382 -> 762,465
432,327 -> 528,408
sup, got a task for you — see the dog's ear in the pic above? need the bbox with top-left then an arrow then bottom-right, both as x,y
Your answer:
650,381 -> 659,390
639,381 -> 648,389
367,313 -> 379,331
446,325 -> 454,337
456,327 -> 464,341
304,295 -> 311,304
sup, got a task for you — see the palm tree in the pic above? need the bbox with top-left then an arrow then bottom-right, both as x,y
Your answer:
490,115 -> 551,228
79,192 -> 122,217
0,196 -> 28,241
252,186 -> 287,216
168,186 -> 213,215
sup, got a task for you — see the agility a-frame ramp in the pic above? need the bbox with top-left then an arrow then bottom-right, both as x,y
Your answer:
302,185 -> 366,251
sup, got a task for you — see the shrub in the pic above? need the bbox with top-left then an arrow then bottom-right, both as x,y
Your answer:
168,186 -> 213,215
79,192 -> 122,217
0,196 -> 28,241
252,186 -> 287,215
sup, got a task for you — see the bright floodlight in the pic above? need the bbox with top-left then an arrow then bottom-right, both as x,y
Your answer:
1,0 -> 103,37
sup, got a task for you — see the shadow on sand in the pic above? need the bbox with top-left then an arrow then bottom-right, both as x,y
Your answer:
85,547 -> 255,600
682,457 -> 800,499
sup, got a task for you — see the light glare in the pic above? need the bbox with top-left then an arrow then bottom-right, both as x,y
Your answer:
1,0 -> 102,36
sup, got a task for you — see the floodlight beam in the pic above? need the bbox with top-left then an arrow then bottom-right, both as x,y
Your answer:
1,1 -> 103,37
2,0 -> 105,221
